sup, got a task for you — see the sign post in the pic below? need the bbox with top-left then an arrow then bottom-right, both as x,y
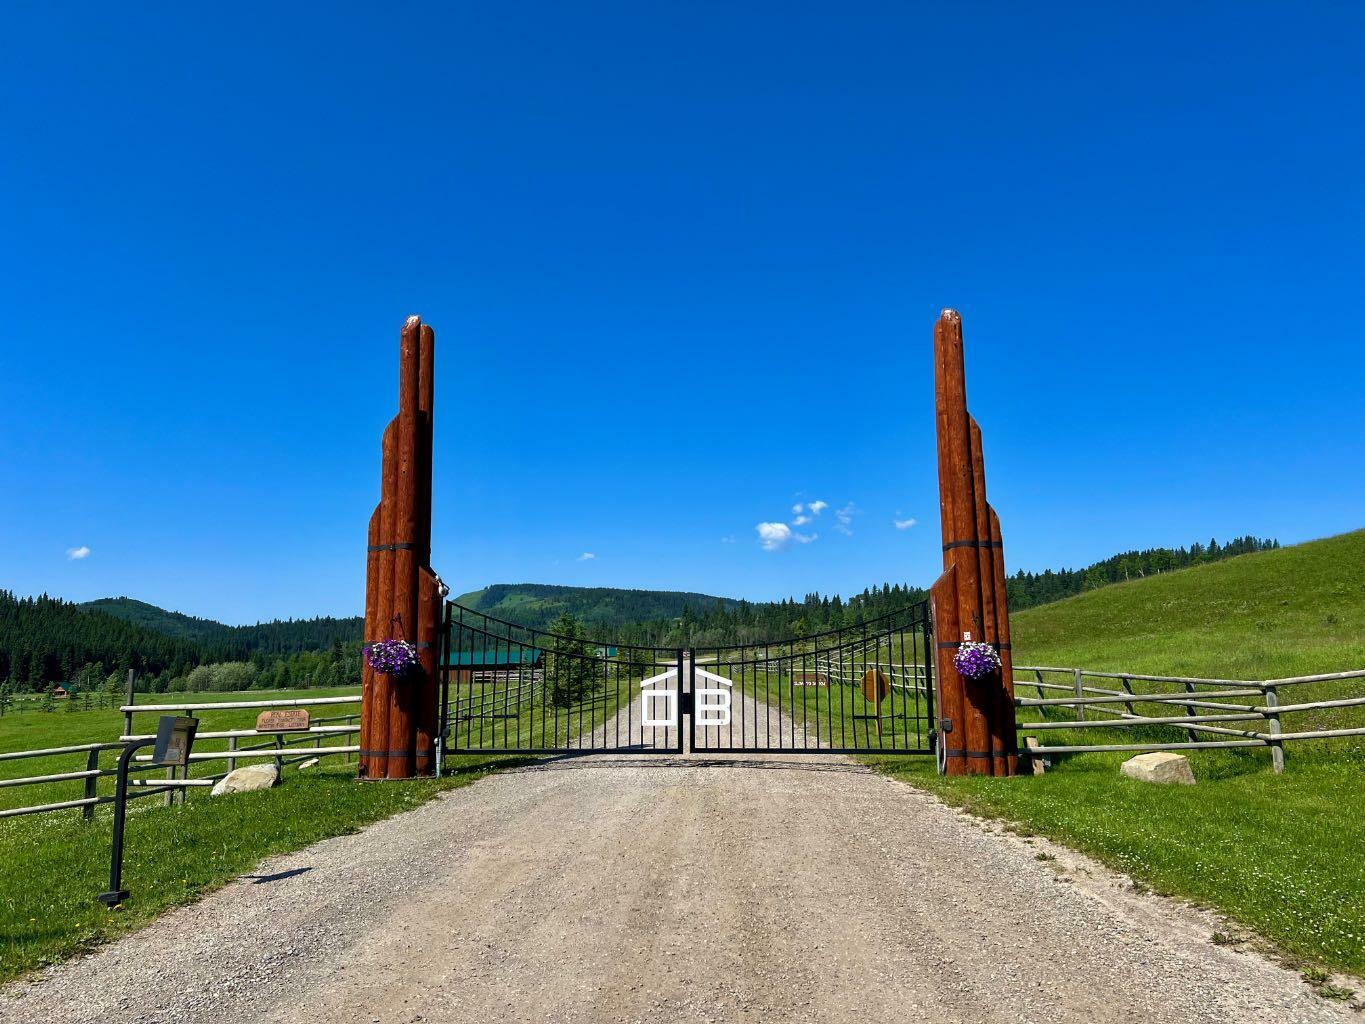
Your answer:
98,715 -> 198,908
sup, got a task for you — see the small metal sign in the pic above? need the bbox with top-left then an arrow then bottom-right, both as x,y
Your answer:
256,709 -> 311,733
152,715 -> 199,767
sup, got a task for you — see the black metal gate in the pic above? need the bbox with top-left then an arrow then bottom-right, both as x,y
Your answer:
439,604 -> 685,755
439,601 -> 934,757
688,602 -> 935,754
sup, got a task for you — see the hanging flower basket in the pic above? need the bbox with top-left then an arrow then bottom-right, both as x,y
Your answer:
364,639 -> 420,677
954,640 -> 1001,681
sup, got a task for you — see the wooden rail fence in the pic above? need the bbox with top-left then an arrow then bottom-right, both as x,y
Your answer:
0,694 -> 362,820
1014,666 -> 1365,773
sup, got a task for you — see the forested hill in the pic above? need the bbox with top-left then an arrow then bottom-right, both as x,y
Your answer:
454,584 -> 739,633
81,597 -> 362,654
2,592 -> 363,693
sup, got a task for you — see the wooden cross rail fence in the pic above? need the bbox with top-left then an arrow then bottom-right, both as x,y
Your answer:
1013,666 -> 1365,773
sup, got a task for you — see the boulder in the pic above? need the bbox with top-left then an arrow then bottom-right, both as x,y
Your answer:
211,764 -> 280,797
297,758 -> 320,770
1120,751 -> 1196,785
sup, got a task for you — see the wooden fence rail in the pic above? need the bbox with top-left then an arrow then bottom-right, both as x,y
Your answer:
1013,666 -> 1365,773
1,695 -> 362,821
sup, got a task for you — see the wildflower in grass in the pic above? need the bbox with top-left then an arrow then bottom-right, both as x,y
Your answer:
363,639 -> 419,676
954,640 -> 1001,681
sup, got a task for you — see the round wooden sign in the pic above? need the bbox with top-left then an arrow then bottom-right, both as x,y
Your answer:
861,668 -> 890,703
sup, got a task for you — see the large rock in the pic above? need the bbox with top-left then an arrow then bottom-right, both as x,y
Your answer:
1120,751 -> 1196,785
211,764 -> 280,797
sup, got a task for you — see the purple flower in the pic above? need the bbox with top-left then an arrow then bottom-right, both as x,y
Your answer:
954,640 -> 1001,681
365,639 -> 419,676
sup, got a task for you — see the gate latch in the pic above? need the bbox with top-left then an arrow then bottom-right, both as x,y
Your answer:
680,691 -> 694,717
939,717 -> 953,734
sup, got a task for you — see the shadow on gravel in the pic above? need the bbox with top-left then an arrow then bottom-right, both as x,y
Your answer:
502,755 -> 873,775
245,866 -> 314,884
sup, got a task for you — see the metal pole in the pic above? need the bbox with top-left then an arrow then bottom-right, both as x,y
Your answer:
99,738 -> 156,908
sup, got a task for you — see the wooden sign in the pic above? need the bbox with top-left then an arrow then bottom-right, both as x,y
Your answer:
791,673 -> 830,687
861,668 -> 890,704
256,709 -> 311,733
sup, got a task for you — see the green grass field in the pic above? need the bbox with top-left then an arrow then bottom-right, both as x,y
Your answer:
864,530 -> 1365,982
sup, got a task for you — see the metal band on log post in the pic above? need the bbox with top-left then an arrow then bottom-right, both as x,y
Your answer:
359,316 -> 442,780
930,309 -> 1018,776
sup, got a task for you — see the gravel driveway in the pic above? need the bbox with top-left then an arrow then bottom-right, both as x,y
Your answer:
1,705 -> 1355,1023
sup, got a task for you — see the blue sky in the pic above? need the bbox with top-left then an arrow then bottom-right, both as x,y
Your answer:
2,3 -> 1362,625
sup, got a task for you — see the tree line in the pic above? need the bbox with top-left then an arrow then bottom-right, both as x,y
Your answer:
0,591 -> 362,694
1004,535 -> 1279,610
602,535 -> 1281,647
0,534 -> 1280,694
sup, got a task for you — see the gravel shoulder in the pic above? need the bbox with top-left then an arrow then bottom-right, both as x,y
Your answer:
2,698 -> 1356,1024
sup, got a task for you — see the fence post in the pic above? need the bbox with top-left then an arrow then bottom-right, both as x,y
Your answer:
1034,669 -> 1046,702
1072,668 -> 1086,722
274,734 -> 284,774
1120,676 -> 1136,716
1263,683 -> 1285,774
83,747 -> 99,821
227,735 -> 237,774
164,764 -> 176,807
345,716 -> 354,763
1181,680 -> 1198,720
123,669 -> 136,742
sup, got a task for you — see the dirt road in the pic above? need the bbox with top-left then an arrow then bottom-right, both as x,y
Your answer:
2,746 -> 1353,1022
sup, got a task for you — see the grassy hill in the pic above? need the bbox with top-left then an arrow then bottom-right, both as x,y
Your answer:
454,583 -> 738,632
1010,529 -> 1365,680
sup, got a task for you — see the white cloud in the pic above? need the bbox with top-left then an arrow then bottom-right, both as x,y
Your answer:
807,500 -> 828,515
757,522 -> 817,551
67,546 -> 91,560
721,535 -> 737,544
757,522 -> 792,551
835,503 -> 857,535
792,503 -> 805,516
894,518 -> 918,530
792,515 -> 811,526
577,552 -> 595,561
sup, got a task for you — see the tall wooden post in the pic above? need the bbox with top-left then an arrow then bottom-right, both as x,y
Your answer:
931,309 -> 1018,776
359,315 -> 443,779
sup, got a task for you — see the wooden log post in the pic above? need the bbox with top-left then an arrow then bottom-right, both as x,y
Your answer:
385,317 -> 422,780
930,309 -> 1018,776
929,565 -> 966,775
360,316 -> 442,780
413,323 -> 440,776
